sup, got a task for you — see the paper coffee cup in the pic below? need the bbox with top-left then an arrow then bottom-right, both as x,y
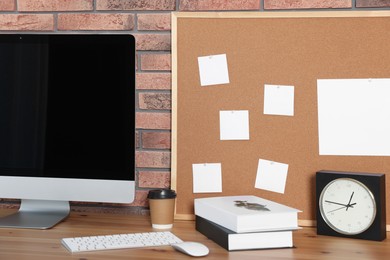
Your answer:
147,189 -> 176,229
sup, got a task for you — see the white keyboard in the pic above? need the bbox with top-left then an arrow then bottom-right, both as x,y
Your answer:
61,231 -> 183,253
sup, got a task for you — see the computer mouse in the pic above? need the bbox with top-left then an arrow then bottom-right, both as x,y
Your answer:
172,241 -> 209,257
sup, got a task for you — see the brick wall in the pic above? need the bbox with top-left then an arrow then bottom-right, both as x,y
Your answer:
1,0 -> 389,214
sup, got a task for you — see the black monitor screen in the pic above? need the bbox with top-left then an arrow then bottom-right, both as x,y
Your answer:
0,34 -> 136,180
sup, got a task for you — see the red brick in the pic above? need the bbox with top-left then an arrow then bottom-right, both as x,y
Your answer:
138,171 -> 171,188
0,0 -> 15,11
142,132 -> 171,149
97,0 -> 176,10
136,73 -> 171,90
18,0 -> 93,11
139,93 -> 171,110
264,0 -> 352,9
0,14 -> 54,31
356,0 -> 390,7
179,0 -> 260,10
136,151 -> 171,168
136,112 -> 171,130
140,54 -> 171,71
137,13 -> 171,31
58,13 -> 135,31
135,34 -> 171,51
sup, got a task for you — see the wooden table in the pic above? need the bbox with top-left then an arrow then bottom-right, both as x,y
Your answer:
0,210 -> 389,259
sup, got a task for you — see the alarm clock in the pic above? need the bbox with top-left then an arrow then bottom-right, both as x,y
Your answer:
316,170 -> 386,241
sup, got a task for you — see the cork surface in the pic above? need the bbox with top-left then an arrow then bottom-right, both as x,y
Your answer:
172,12 -> 390,223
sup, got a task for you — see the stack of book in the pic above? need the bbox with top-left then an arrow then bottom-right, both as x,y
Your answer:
194,195 -> 301,251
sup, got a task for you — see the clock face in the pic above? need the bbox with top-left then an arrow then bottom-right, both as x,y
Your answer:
319,178 -> 376,235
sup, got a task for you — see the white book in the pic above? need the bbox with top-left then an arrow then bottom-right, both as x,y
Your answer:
194,195 -> 301,233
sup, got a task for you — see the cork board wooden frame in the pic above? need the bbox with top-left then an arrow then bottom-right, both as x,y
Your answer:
171,11 -> 390,227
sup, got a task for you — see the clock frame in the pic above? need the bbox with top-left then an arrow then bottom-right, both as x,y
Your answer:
316,170 -> 386,241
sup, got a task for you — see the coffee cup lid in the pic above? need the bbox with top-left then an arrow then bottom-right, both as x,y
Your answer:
147,189 -> 177,199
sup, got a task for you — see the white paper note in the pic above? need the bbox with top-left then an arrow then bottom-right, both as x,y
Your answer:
192,163 -> 222,193
198,54 -> 230,86
263,84 -> 294,116
255,159 -> 289,194
317,78 -> 390,156
220,110 -> 250,140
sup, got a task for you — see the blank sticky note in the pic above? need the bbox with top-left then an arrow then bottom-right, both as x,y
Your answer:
264,84 -> 294,116
255,159 -> 288,194
198,54 -> 230,86
192,163 -> 222,193
318,78 -> 390,156
220,110 -> 250,140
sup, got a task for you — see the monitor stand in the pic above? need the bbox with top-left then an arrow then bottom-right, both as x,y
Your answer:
0,199 -> 70,229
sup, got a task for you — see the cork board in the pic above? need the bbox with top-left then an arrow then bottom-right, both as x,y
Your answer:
171,11 -> 390,226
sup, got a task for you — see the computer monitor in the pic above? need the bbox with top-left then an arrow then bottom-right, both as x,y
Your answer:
0,34 -> 136,229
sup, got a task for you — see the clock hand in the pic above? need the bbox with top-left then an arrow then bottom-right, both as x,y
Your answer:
327,206 -> 348,213
327,203 -> 357,214
346,192 -> 355,211
324,200 -> 349,207
347,191 -> 354,204
345,202 -> 357,211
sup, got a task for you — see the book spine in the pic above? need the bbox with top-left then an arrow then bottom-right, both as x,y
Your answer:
195,216 -> 230,251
